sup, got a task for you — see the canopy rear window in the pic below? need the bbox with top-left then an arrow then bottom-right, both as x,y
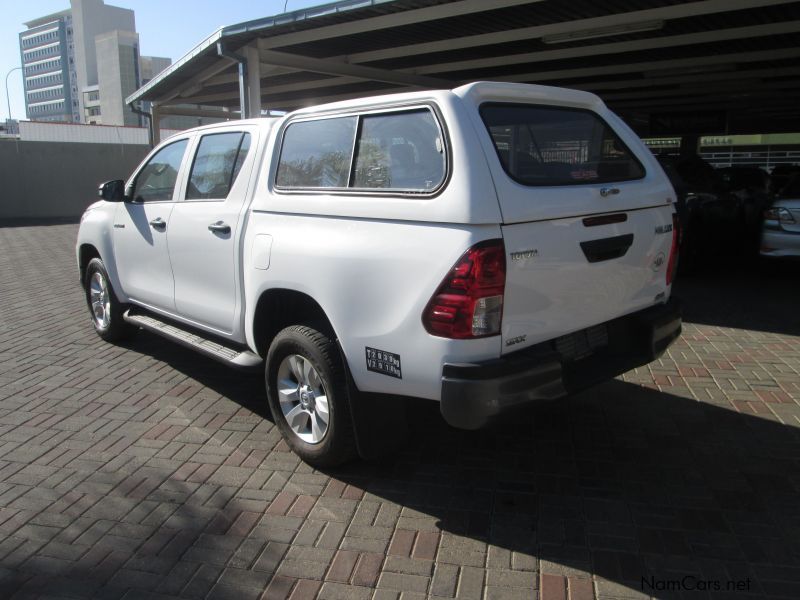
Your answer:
480,103 -> 645,187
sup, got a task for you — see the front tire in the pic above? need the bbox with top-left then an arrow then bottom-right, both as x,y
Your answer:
84,258 -> 135,342
266,325 -> 356,467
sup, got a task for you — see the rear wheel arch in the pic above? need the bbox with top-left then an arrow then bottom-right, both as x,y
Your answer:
251,288 -> 338,358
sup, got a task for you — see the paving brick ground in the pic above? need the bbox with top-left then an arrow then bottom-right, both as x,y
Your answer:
0,222 -> 798,600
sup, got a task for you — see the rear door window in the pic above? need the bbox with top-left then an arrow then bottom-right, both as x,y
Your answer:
480,103 -> 645,186
186,132 -> 251,200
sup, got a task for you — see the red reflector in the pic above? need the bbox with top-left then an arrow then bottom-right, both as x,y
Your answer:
422,239 -> 506,339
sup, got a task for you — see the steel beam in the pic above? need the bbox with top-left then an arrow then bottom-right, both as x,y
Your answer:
337,0 -> 796,65
406,21 -> 800,76
500,47 -> 800,84
256,0 -> 541,50
157,106 -> 232,119
156,59 -> 235,104
256,44 -> 450,88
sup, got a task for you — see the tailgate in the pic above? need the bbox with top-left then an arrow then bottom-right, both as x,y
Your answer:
501,204 -> 675,353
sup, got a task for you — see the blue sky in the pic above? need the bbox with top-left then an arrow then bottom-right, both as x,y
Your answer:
2,0 -> 321,121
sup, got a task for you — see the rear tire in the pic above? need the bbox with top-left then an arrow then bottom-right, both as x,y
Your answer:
265,325 -> 356,467
84,258 -> 136,342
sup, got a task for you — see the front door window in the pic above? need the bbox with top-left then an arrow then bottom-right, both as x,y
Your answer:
131,139 -> 189,202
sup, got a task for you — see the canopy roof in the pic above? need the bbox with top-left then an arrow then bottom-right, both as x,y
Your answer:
127,0 -> 800,135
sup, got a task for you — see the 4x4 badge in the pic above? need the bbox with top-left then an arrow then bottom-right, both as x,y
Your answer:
506,335 -> 526,347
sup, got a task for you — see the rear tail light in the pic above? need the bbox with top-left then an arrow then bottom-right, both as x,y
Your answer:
422,239 -> 506,339
666,212 -> 680,286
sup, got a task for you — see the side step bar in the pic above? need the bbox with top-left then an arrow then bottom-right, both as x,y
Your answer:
123,309 -> 263,370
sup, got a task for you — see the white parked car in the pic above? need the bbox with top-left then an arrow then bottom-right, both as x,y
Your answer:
761,175 -> 800,258
77,82 -> 681,466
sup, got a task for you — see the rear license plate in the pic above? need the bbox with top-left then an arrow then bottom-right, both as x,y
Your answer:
554,324 -> 608,361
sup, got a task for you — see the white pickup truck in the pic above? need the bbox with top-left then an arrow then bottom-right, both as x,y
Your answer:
77,82 -> 681,466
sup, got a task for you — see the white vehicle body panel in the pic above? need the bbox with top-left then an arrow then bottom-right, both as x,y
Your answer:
242,213 -> 502,400
112,201 -> 177,310
168,125 -> 263,335
111,133 -> 194,312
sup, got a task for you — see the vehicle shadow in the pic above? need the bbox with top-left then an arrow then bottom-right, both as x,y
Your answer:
326,380 -> 800,599
674,257 -> 800,336
122,328 -> 273,421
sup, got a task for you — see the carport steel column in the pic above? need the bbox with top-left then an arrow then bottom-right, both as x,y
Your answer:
245,45 -> 261,118
151,104 -> 162,146
217,43 -> 260,119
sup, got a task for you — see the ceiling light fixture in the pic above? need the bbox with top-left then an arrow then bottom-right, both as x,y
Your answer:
542,20 -> 665,44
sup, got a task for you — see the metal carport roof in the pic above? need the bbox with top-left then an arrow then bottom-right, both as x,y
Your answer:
126,0 -> 800,139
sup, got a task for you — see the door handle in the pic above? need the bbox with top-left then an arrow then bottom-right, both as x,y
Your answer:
149,217 -> 166,230
580,233 -> 634,263
208,221 -> 231,234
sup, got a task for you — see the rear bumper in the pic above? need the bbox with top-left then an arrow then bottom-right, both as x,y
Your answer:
440,297 -> 682,429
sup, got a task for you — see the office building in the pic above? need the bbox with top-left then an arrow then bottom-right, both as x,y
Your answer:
18,0 -> 168,126
19,9 -> 77,122
95,30 -> 140,126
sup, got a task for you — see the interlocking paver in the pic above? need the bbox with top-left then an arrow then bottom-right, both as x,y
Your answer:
0,222 -> 799,599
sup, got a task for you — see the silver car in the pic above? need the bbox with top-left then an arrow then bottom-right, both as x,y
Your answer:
762,175 -> 800,258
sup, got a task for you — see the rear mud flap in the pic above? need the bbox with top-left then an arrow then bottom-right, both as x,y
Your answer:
339,343 -> 408,460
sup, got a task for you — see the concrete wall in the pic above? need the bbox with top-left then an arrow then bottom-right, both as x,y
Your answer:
19,121 -> 182,144
0,140 -> 148,219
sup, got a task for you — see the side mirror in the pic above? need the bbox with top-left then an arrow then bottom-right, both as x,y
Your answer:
98,179 -> 126,202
